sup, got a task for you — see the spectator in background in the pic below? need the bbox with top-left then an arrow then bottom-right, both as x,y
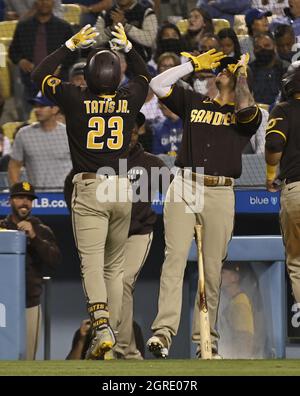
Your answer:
157,52 -> 191,90
0,181 -> 61,359
94,0 -> 158,62
9,0 -> 77,120
218,28 -> 241,58
218,262 -> 254,359
154,23 -> 186,63
0,126 -> 11,171
199,33 -> 221,53
5,0 -> 63,20
183,7 -> 214,51
8,92 -> 72,189
68,61 -> 87,87
67,0 -> 112,27
66,319 -> 93,359
118,51 -> 129,86
250,33 -> 289,106
152,103 -> 182,156
140,67 -> 165,130
252,0 -> 288,17
274,24 -> 296,62
196,0 -> 251,27
271,0 -> 300,39
240,8 -> 272,61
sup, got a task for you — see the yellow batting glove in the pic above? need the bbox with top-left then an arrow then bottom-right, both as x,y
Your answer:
230,53 -> 250,76
267,164 -> 277,181
65,24 -> 99,51
110,23 -> 132,53
181,49 -> 226,72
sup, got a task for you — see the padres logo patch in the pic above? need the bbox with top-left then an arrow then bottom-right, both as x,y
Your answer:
47,76 -> 61,94
22,182 -> 31,191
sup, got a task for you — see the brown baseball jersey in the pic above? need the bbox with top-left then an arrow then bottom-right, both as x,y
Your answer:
265,99 -> 300,180
160,85 -> 262,178
41,73 -> 148,174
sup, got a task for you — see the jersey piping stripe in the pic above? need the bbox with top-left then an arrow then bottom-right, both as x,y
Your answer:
139,74 -> 149,83
97,93 -> 116,99
159,86 -> 174,99
41,74 -> 53,95
238,105 -> 259,124
213,98 -> 235,106
265,129 -> 287,141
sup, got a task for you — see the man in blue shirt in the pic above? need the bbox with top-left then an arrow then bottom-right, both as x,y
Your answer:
152,103 -> 182,155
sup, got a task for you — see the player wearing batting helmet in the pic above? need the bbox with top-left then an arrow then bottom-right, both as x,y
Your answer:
146,50 -> 262,359
31,23 -> 151,360
265,60 -> 300,304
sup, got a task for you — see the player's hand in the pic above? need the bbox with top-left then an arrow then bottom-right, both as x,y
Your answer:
65,24 -> 99,51
111,9 -> 126,25
17,221 -> 36,239
229,53 -> 250,76
79,320 -> 91,338
181,49 -> 225,72
266,178 -> 280,192
19,59 -> 34,73
110,23 -> 132,53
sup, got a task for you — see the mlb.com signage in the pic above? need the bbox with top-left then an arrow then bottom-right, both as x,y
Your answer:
0,190 -> 280,215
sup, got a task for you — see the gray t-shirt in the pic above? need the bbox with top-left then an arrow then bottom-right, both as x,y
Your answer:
11,122 -> 72,190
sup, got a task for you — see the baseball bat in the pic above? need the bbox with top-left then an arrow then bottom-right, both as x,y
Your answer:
194,224 -> 212,359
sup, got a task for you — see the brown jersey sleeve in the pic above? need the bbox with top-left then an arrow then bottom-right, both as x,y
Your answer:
160,85 -> 195,120
235,105 -> 262,137
265,104 -> 288,153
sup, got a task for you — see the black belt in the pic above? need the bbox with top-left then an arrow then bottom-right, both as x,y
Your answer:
81,172 -> 127,180
82,173 -> 107,180
181,170 -> 233,187
285,176 -> 300,185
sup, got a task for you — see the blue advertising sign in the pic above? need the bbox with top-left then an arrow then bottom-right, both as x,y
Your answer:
0,190 -> 281,216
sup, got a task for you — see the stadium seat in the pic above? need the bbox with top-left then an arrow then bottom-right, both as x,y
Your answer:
0,20 -> 17,39
176,18 -> 188,35
62,4 -> 81,25
212,19 -> 230,34
2,121 -> 23,142
0,46 -> 12,99
234,14 -> 247,35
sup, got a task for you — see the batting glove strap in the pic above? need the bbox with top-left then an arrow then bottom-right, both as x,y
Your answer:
65,24 -> 99,51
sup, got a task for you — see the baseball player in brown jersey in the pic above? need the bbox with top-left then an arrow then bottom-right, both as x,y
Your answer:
265,61 -> 300,304
146,50 -> 262,358
31,23 -> 151,359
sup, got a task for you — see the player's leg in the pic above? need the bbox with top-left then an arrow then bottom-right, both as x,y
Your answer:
72,176 -> 113,359
280,183 -> 300,303
148,176 -> 197,357
115,232 -> 153,359
104,177 -> 132,332
192,185 -> 235,355
25,304 -> 42,360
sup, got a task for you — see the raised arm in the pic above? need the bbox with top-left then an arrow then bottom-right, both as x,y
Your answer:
110,23 -> 151,81
233,54 -> 255,112
32,24 -> 98,89
150,49 -> 225,98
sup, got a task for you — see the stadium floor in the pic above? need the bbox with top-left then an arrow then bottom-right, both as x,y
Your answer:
0,360 -> 300,376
